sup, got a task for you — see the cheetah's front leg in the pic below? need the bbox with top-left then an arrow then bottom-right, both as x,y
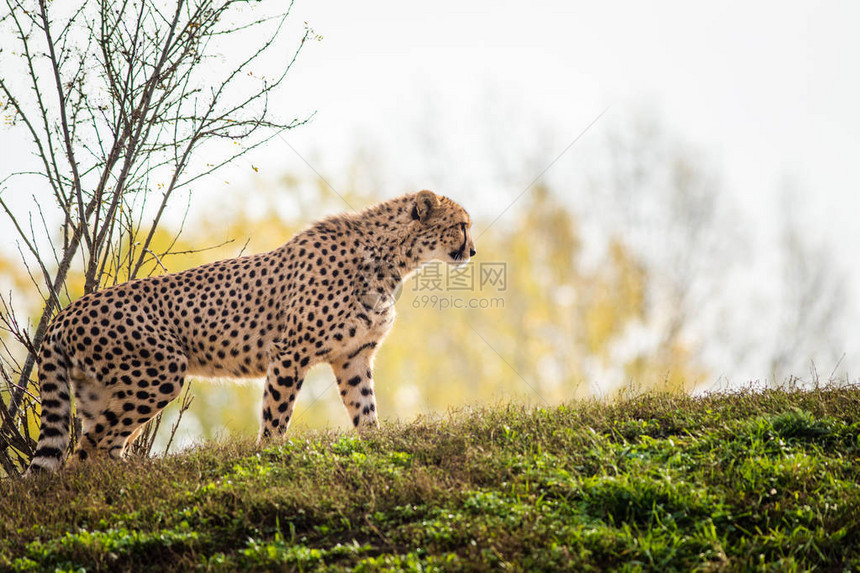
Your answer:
331,345 -> 379,429
260,347 -> 310,439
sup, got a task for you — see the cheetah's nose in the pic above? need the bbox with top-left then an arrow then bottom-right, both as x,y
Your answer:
469,247 -> 476,257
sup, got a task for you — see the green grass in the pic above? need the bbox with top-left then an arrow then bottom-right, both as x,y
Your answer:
3,386 -> 860,572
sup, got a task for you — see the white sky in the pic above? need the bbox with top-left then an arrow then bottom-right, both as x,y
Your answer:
277,1 -> 860,218
5,1 -> 858,243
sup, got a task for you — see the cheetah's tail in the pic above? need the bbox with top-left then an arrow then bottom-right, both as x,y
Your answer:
24,332 -> 72,476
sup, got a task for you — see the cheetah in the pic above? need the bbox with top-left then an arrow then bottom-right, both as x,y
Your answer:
26,190 -> 476,474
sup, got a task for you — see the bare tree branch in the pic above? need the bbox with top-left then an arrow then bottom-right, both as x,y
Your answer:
0,0 -> 309,476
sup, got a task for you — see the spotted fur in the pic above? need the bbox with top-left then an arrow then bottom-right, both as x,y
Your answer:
26,191 -> 475,474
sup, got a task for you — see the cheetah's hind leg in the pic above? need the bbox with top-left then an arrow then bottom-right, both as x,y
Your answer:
98,355 -> 188,460
67,365 -> 110,467
71,353 -> 189,464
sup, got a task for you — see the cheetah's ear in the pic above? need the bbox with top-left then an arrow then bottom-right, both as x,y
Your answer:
411,190 -> 438,224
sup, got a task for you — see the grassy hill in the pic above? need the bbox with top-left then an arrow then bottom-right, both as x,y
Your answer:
2,386 -> 860,572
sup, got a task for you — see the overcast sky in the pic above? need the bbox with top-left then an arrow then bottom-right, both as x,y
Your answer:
5,1 -> 857,247
276,1 -> 859,221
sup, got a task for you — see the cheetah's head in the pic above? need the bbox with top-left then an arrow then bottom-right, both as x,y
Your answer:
408,190 -> 476,266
